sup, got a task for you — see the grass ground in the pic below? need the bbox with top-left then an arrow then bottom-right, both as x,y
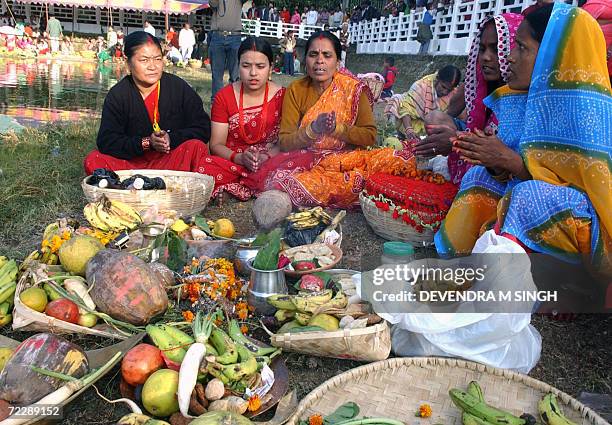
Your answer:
0,78 -> 610,424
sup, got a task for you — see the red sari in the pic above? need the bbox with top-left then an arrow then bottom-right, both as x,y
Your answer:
83,87 -> 209,175
201,84 -> 314,200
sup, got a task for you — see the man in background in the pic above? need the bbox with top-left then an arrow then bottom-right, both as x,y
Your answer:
306,6 -> 319,26
209,0 -> 242,99
179,22 -> 196,62
143,20 -> 156,36
46,15 -> 62,52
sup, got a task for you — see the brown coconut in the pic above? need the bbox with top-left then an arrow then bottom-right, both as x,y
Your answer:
252,190 -> 293,231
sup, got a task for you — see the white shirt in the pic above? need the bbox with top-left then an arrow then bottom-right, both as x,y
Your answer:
144,24 -> 156,37
306,10 -> 319,26
178,28 -> 195,48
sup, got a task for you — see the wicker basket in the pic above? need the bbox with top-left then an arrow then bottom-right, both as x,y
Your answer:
12,268 -> 133,340
360,192 -> 435,245
271,321 -> 391,362
288,357 -> 609,425
82,169 -> 214,216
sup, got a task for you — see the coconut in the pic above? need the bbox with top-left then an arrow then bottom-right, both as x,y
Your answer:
252,190 -> 293,231
58,235 -> 104,276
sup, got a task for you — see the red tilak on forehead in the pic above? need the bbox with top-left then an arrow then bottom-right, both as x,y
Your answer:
145,36 -> 156,45
318,34 -> 324,40
251,42 -> 257,51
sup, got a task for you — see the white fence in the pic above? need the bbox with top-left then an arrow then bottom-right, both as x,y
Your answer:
350,0 -> 578,56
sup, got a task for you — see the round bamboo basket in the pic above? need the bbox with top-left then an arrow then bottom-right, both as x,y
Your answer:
288,357 -> 608,425
82,169 -> 214,216
360,192 -> 435,245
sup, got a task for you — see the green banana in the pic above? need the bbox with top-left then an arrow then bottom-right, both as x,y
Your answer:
267,294 -> 297,311
0,301 -> 10,316
206,362 -> 230,384
205,342 -> 219,356
0,260 -> 17,287
210,327 -> 239,365
145,325 -> 187,364
0,257 -> 7,270
221,345 -> 258,381
159,324 -> 194,346
0,284 -> 15,305
0,313 -> 12,327
227,319 -> 278,356
464,412 -> 497,425
274,309 -> 295,322
538,393 -> 577,425
43,283 -> 63,301
295,312 -> 311,325
467,381 -> 485,402
449,389 -> 526,425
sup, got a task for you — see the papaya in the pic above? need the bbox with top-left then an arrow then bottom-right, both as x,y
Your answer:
86,250 -> 168,325
0,333 -> 89,405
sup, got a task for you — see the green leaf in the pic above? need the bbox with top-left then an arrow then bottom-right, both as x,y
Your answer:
251,232 -> 270,247
324,402 -> 360,425
167,232 -> 188,272
194,215 -> 213,235
313,271 -> 333,285
253,228 -> 282,270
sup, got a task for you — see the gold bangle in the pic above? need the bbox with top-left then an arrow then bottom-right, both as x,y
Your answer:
333,123 -> 347,137
305,123 -> 319,141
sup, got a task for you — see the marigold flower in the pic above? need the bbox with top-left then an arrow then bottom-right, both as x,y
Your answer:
417,403 -> 432,418
309,414 -> 323,425
41,239 -> 50,249
61,230 -> 71,240
247,394 -> 261,412
182,310 -> 195,322
238,309 -> 248,320
240,324 -> 248,334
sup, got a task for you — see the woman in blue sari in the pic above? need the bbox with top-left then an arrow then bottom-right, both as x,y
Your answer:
435,3 -> 611,282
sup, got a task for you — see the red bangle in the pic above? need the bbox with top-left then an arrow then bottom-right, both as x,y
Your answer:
229,151 -> 237,163
141,137 -> 151,151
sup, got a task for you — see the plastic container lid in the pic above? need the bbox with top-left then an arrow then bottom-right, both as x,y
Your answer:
383,241 -> 415,256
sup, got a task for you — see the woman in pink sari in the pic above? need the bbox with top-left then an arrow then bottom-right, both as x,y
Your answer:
420,13 -> 524,184
199,37 -> 312,201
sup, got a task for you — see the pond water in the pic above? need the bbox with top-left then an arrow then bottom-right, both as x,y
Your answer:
0,58 -> 213,128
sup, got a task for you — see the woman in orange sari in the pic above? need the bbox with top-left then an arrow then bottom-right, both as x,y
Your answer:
269,31 -> 415,208
199,37 -> 313,200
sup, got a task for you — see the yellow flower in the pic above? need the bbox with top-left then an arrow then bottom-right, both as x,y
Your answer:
41,239 -> 50,249
182,310 -> 195,322
247,395 -> 261,412
309,415 -> 323,425
61,230 -> 71,240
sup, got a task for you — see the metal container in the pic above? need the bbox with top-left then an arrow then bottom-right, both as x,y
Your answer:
247,259 -> 288,316
234,237 -> 260,277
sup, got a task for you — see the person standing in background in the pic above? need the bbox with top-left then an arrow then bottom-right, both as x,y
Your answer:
416,3 -> 434,54
306,6 -> 319,26
301,7 -> 309,23
143,20 -> 156,37
318,8 -> 330,26
179,23 -> 196,62
209,0 -> 242,99
581,0 -> 611,81
381,56 -> 398,98
46,15 -> 62,52
107,26 -> 117,49
281,7 -> 291,23
280,30 -> 296,76
339,22 -> 350,67
166,26 -> 179,48
291,8 -> 302,24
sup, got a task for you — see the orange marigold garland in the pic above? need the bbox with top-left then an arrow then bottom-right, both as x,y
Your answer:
308,414 -> 324,425
180,257 -> 250,321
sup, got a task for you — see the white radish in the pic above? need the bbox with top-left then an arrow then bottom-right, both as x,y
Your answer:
177,311 -> 214,418
64,278 -> 96,311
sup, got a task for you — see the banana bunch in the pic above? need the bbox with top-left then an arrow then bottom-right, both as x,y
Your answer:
287,206 -> 332,230
450,381 -> 538,425
0,257 -> 18,327
268,289 -> 348,324
84,195 -> 142,232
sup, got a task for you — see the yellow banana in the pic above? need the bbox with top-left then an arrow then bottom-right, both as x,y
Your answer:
108,199 -> 142,224
107,203 -> 139,230
538,393 -> 577,425
84,203 -> 109,231
295,312 -> 311,325
267,294 -> 297,311
96,202 -> 124,232
292,289 -> 333,313
312,290 -> 348,316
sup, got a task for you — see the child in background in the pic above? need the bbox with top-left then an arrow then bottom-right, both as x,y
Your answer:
381,56 -> 398,98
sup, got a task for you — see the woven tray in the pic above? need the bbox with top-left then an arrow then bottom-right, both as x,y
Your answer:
282,243 -> 344,278
82,169 -> 214,217
288,357 -> 608,425
271,321 -> 391,362
360,192 -> 434,245
12,268 -> 132,340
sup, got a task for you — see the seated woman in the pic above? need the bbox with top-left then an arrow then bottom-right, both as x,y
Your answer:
198,37 -> 310,200
269,31 -> 415,208
419,13 -> 523,184
435,3 -> 611,280
384,65 -> 462,140
84,31 -> 210,175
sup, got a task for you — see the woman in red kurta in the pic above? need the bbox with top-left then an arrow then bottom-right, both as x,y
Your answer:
199,37 -> 313,200
83,31 -> 211,175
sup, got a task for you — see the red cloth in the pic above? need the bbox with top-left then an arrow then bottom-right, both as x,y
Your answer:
280,10 -> 291,23
200,85 -> 313,200
84,139 -> 210,175
383,66 -> 397,90
166,31 -> 179,48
